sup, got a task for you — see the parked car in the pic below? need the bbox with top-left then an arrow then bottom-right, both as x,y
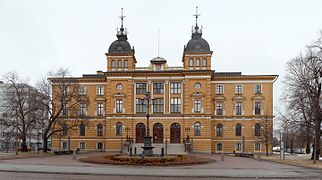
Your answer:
38,147 -> 51,151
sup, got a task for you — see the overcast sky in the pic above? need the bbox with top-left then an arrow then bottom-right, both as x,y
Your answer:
1,0 -> 322,114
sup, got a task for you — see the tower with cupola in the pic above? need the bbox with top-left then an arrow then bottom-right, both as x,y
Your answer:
183,6 -> 213,70
106,8 -> 136,72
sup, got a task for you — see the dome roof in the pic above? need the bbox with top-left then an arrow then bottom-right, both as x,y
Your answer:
150,56 -> 167,64
108,39 -> 133,54
184,24 -> 210,53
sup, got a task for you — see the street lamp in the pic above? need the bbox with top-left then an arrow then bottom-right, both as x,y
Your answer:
141,91 -> 155,157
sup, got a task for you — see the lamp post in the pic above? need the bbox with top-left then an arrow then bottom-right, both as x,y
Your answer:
141,91 -> 155,156
184,127 -> 190,140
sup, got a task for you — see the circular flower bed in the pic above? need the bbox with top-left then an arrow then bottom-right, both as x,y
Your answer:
80,154 -> 215,166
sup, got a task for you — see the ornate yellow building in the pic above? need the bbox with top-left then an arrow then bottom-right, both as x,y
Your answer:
52,10 -> 278,154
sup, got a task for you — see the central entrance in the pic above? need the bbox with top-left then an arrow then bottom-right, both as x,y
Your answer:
170,123 -> 181,143
153,123 -> 163,143
136,123 -> 146,143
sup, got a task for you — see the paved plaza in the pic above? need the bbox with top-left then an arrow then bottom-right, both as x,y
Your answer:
0,152 -> 321,179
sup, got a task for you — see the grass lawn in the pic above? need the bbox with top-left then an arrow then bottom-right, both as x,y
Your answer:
0,151 -> 54,160
260,154 -> 322,170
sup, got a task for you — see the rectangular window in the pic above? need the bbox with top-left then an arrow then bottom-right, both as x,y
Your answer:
216,85 -> 224,95
217,143 -> 223,151
62,103 -> 68,116
236,143 -> 242,151
153,83 -> 164,94
136,83 -> 147,94
170,98 -> 181,113
255,102 -> 262,115
79,142 -> 86,149
116,100 -> 123,113
79,103 -> 86,115
97,86 -> 104,96
194,100 -> 201,113
97,103 -> 104,116
153,98 -> 164,113
79,86 -> 86,95
216,102 -> 223,115
170,82 -> 181,94
235,84 -> 243,94
62,142 -> 68,149
136,98 -> 146,113
255,142 -> 261,151
255,84 -> 262,94
235,102 -> 242,115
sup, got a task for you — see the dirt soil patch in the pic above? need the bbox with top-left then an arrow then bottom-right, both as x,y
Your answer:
79,154 -> 215,166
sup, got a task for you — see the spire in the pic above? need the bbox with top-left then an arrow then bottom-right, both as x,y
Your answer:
193,6 -> 200,29
191,6 -> 202,38
117,8 -> 128,40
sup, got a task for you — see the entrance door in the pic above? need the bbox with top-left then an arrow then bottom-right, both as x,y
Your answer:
136,123 -> 145,143
153,123 -> 163,143
170,123 -> 181,143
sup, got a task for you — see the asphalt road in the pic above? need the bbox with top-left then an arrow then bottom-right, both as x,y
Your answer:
0,172 -> 235,180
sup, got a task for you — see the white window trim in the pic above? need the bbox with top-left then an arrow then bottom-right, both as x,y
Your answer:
216,143 -> 224,152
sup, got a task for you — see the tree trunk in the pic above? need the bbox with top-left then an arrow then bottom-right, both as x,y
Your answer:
21,135 -> 28,152
306,142 -> 311,154
266,141 -> 269,157
43,136 -> 48,153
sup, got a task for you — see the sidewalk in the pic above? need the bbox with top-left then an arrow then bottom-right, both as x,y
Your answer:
0,152 -> 321,178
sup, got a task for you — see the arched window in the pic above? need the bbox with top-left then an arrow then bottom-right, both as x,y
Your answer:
117,60 -> 122,71
194,122 -> 201,136
124,60 -> 128,70
116,122 -> 122,136
189,59 -> 194,67
216,123 -> 223,137
202,59 -> 207,67
79,123 -> 85,136
255,123 -> 261,136
235,123 -> 242,136
196,59 -> 200,67
62,124 -> 68,136
111,60 -> 115,70
97,124 -> 103,136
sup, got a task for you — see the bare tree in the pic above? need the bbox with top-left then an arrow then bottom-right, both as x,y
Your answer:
2,72 -> 39,152
257,118 -> 273,157
282,32 -> 322,160
36,68 -> 88,153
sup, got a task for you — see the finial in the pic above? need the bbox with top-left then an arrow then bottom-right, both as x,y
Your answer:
193,6 -> 200,28
119,8 -> 126,32
157,29 -> 160,57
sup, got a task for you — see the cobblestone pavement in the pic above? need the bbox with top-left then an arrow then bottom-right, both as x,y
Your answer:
0,152 -> 321,179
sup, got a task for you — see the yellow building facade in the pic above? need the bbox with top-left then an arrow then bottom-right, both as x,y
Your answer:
52,12 -> 278,154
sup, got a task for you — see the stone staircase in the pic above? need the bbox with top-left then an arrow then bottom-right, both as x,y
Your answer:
124,143 -> 187,155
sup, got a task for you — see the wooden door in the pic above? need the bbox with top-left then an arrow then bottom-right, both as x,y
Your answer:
170,123 -> 181,143
136,123 -> 145,143
153,123 -> 163,143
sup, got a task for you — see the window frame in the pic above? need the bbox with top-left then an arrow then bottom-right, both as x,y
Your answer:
116,99 -> 123,113
255,101 -> 262,115
235,84 -> 243,94
255,84 -> 262,94
79,123 -> 85,136
136,83 -> 147,94
216,123 -> 223,137
97,124 -> 104,136
235,123 -> 242,136
96,86 -> 104,96
216,85 -> 224,95
136,98 -> 146,113
216,102 -> 223,115
194,122 -> 201,136
170,82 -> 181,94
97,103 -> 104,116
153,98 -> 164,113
116,122 -> 123,136
153,83 -> 164,94
194,100 -> 201,113
170,97 -> 181,113
235,102 -> 242,115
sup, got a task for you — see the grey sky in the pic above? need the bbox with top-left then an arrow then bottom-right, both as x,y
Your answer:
1,0 -> 322,114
